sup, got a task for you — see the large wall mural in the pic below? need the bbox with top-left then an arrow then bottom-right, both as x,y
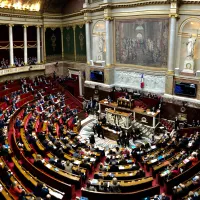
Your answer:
115,18 -> 169,68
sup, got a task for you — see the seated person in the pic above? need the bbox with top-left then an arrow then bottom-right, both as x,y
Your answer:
34,154 -> 44,168
86,180 -> 96,191
110,177 -> 120,193
98,182 -> 110,192
34,182 -> 49,198
158,193 -> 170,200
192,175 -> 200,185
64,160 -> 73,173
11,181 -> 23,195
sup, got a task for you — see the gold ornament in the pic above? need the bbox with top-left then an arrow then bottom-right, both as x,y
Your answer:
51,34 -> 56,52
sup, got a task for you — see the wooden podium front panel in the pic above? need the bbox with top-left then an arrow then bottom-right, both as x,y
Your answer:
102,127 -> 119,141
135,112 -> 153,127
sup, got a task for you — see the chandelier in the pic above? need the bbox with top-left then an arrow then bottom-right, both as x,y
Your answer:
0,1 -> 40,12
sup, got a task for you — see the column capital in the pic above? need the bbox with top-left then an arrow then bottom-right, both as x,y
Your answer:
72,25 -> 76,30
169,13 -> 179,18
104,16 -> 114,21
36,25 -> 41,28
23,25 -> 28,28
8,24 -> 14,27
85,19 -> 92,24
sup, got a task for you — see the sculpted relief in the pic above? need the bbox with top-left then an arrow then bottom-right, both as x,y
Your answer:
114,70 -> 165,93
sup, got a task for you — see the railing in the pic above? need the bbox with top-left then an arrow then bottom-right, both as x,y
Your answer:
0,65 -> 45,77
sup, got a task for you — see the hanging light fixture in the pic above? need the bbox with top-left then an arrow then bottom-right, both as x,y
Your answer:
0,0 -> 40,11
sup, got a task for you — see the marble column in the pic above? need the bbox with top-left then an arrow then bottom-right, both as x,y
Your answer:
44,27 -> 46,63
167,15 -> 177,73
61,27 -> 64,60
36,26 -> 41,64
78,72 -> 83,96
105,17 -> 113,67
23,25 -> 28,65
9,24 -> 14,66
85,21 -> 92,65
41,26 -> 44,63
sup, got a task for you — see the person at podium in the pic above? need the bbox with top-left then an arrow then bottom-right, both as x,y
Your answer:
125,92 -> 129,99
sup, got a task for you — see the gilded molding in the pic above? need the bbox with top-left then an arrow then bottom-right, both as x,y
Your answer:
169,13 -> 179,18
85,20 -> 93,23
167,70 -> 175,75
104,16 -> 114,21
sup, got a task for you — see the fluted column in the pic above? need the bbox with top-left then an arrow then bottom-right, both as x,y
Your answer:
44,27 -> 46,63
85,20 -> 92,65
9,24 -> 14,66
23,25 -> 28,65
61,27 -> 64,60
41,26 -> 44,63
167,14 -> 178,73
105,17 -> 113,67
36,26 -> 41,64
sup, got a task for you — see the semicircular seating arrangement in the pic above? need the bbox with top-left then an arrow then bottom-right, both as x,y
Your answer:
0,76 -> 200,200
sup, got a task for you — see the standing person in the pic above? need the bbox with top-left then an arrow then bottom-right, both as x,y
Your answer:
175,116 -> 180,130
96,121 -> 104,139
90,134 -> 95,144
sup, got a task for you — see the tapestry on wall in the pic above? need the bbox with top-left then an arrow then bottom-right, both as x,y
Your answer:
75,24 -> 86,62
115,18 -> 169,68
63,26 -> 75,61
45,27 -> 62,61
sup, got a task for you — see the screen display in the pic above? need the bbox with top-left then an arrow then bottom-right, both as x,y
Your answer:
90,71 -> 104,83
174,82 -> 197,97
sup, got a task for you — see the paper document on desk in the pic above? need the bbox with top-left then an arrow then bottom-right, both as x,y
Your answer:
46,164 -> 52,169
74,160 -> 81,165
90,157 -> 96,162
183,158 -> 190,164
119,166 -> 125,170
151,159 -> 157,163
49,190 -> 63,199
151,145 -> 156,150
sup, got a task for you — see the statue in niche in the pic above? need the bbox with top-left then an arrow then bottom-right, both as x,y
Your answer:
186,34 -> 197,58
182,33 -> 198,74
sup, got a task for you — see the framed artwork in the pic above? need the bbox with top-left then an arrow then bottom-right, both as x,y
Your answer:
115,18 -> 169,68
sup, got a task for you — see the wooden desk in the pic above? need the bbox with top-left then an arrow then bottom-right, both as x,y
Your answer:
0,180 -> 15,200
99,99 -> 160,128
82,186 -> 160,200
102,126 -> 119,141
91,176 -> 153,193
106,109 -> 132,129
94,170 -> 143,180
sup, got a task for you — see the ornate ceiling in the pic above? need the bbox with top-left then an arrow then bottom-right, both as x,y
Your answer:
40,0 -> 68,13
15,0 -> 68,13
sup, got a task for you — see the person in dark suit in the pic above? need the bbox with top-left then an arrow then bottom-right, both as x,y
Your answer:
175,117 -> 180,130
109,164 -> 119,172
96,122 -> 104,139
80,159 -> 90,170
34,183 -> 49,198
89,134 -> 95,144
98,182 -> 110,192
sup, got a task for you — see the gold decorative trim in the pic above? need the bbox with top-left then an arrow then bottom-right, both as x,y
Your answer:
104,17 -> 114,21
84,20 -> 93,24
169,13 -> 179,18
114,64 -> 168,72
167,70 -> 175,75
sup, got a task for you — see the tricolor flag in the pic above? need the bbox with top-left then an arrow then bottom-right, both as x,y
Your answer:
140,74 -> 144,89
